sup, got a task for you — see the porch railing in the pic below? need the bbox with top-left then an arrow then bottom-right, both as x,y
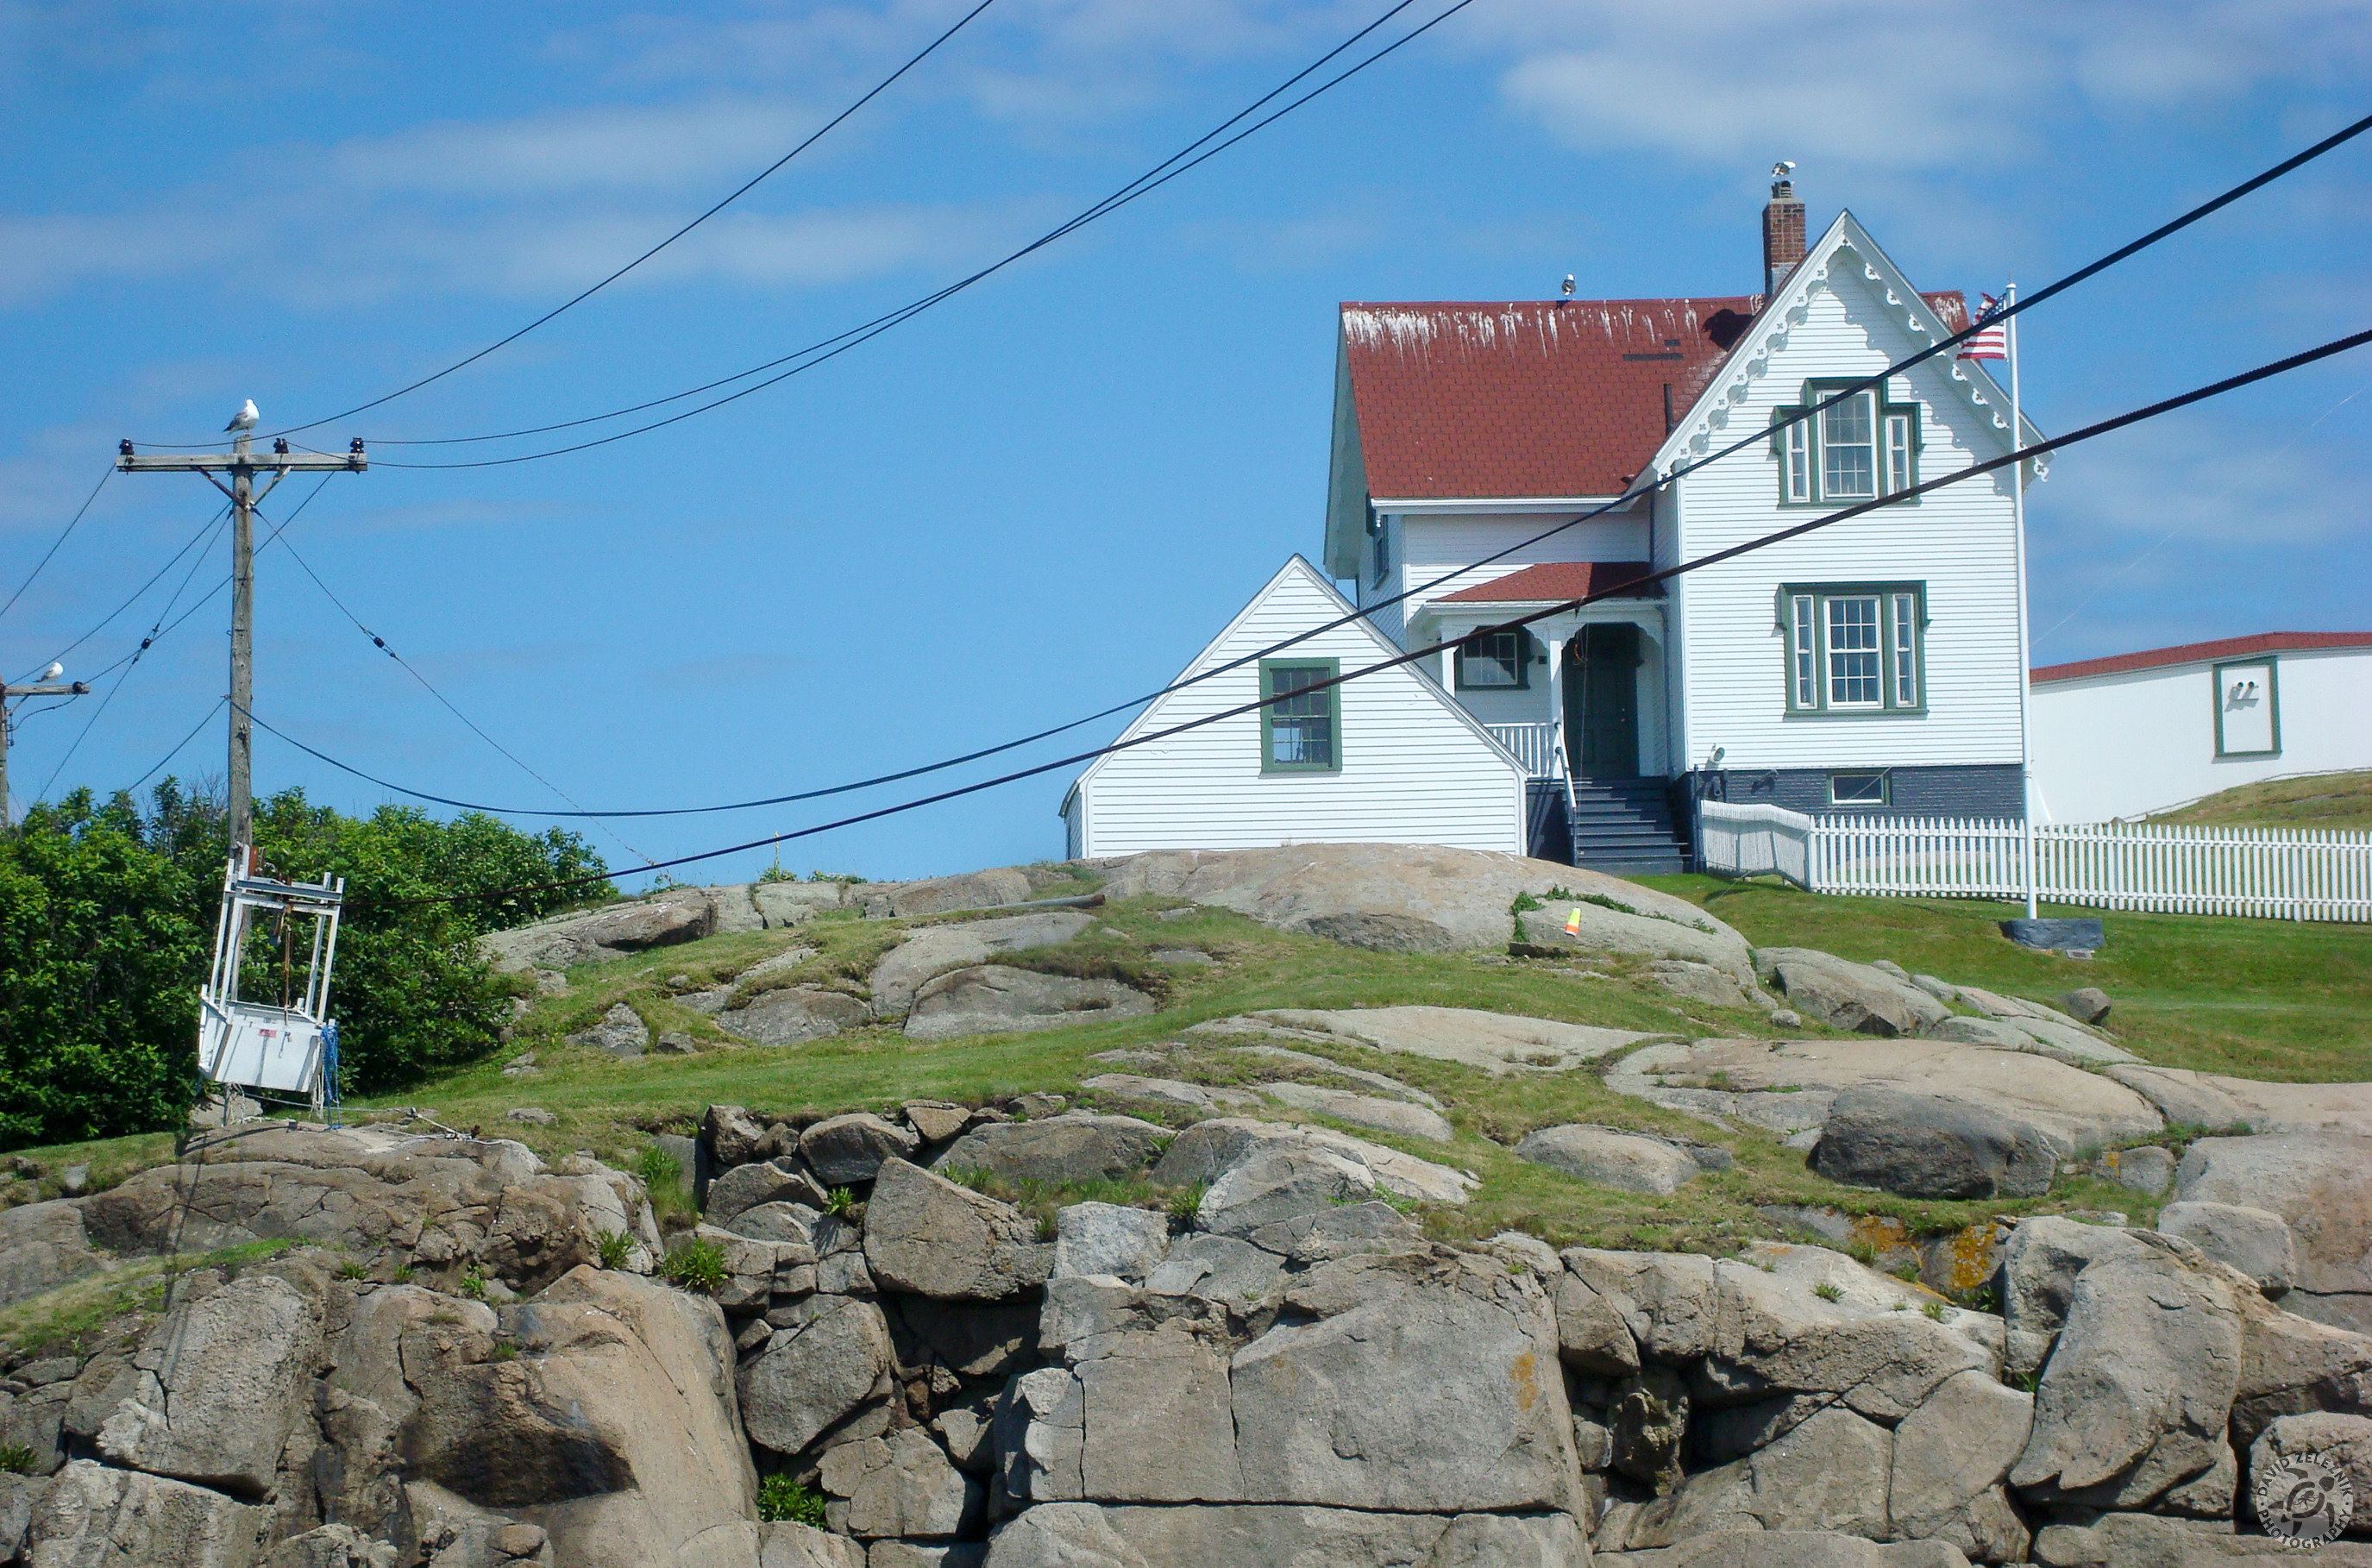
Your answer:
1484,722 -> 1559,778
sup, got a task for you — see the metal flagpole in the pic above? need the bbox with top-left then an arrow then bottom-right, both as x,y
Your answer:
2007,283 -> 2039,919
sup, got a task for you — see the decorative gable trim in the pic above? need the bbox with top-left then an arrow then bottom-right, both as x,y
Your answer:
1647,211 -> 2047,487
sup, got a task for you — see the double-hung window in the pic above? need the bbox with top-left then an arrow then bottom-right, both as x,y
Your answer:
1261,659 -> 1341,771
1773,380 -> 1922,503
1781,583 -> 1926,713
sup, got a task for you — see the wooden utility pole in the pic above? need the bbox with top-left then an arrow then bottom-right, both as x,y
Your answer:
116,428 -> 366,851
0,674 -> 91,831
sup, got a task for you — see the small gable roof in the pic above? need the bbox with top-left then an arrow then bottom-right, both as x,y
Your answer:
1433,561 -> 1660,604
1061,555 -> 1522,810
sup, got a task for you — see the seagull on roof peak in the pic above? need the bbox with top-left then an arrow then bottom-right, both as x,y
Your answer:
224,399 -> 259,433
1560,273 -> 1576,298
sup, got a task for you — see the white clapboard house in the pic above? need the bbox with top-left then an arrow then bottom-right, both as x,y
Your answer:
1064,173 -> 2042,871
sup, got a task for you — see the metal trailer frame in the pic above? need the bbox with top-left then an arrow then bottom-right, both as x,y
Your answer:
198,850 -> 346,1115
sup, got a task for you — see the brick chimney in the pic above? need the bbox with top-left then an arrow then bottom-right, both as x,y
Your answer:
1762,162 -> 1805,296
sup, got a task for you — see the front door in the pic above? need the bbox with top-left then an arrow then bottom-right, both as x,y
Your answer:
1566,623 -> 1641,777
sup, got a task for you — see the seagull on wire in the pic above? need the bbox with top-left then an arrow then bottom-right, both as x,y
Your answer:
40,662 -> 62,682
225,399 -> 259,433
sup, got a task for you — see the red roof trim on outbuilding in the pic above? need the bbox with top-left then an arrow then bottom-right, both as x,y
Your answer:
2031,631 -> 2372,684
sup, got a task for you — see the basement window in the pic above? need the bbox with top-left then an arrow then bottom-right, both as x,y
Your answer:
1829,771 -> 1891,806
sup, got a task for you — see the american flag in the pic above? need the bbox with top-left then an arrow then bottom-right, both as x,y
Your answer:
1958,292 -> 2008,361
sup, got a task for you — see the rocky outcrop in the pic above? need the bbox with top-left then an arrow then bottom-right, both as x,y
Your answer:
868,914 -> 1097,1016
905,967 -> 1154,1042
1517,1126 -> 1704,1195
1607,1035 -> 2165,1197
12,1098 -> 2372,1568
1755,949 -> 1953,1038
2172,1132 -> 2372,1333
77,1125 -> 660,1293
1209,1005 -> 1660,1074
1093,842 -> 1754,977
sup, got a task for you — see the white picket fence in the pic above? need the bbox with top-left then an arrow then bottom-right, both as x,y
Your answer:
1697,800 -> 2372,922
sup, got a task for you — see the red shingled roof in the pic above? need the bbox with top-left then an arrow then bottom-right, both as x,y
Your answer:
1434,561 -> 1661,603
1340,291 -> 1969,501
2032,631 -> 2372,685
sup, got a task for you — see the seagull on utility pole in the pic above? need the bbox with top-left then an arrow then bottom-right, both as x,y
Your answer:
225,399 -> 260,433
39,663 -> 61,682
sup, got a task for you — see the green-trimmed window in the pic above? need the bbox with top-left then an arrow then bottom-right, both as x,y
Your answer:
1772,379 -> 1923,504
1453,628 -> 1533,690
1779,583 -> 1926,714
1261,659 -> 1340,771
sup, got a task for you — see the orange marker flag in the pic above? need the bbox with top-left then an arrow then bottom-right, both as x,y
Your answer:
1565,907 -> 1583,936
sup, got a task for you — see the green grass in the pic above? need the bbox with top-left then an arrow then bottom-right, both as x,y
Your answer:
8,887 -> 2366,1260
2145,769 -> 2372,832
1636,875 -> 2372,1082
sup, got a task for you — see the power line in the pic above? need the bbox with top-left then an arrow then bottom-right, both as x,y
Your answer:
20,477 -> 336,806
130,2 -> 1002,448
122,697 -> 225,795
16,503 -> 227,683
326,0 -> 1471,467
270,530 -> 661,867
2033,376 -> 2371,646
0,465 -> 112,625
217,106 -> 2372,822
343,317 -> 2372,906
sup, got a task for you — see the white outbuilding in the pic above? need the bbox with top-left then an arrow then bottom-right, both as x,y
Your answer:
2029,631 -> 2372,821
1060,556 -> 1528,858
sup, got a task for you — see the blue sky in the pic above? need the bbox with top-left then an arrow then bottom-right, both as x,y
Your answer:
3,0 -> 2367,884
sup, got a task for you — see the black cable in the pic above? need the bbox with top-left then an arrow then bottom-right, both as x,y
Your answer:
16,503 -> 228,683
270,531 -> 661,867
22,477 -> 336,805
332,0 -> 1469,467
122,697 -> 225,794
0,465 -> 112,625
330,0 -> 1428,454
129,1 -> 1001,448
344,318 -> 2372,906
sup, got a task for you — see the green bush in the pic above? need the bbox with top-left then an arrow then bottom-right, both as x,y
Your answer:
757,1474 -> 827,1527
661,1239 -> 727,1295
0,781 -> 608,1150
596,1232 -> 634,1270
0,1442 -> 40,1475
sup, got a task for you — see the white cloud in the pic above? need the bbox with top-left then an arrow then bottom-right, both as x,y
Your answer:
330,98 -> 829,198
1473,0 -> 2372,175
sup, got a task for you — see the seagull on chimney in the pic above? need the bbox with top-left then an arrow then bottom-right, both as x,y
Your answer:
224,399 -> 259,434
